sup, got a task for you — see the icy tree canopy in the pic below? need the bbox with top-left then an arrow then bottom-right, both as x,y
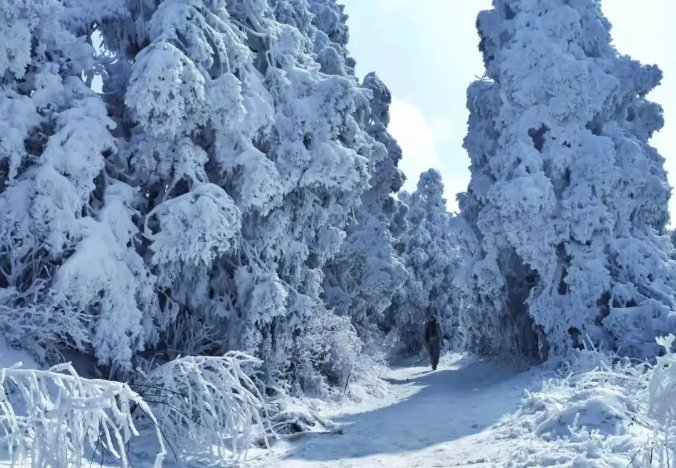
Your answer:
0,0 -> 407,394
458,0 -> 676,359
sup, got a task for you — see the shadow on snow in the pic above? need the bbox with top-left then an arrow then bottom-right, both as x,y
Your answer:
282,356 -> 533,462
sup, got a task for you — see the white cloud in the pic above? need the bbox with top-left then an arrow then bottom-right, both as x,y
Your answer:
388,99 -> 461,210
388,99 -> 443,187
429,118 -> 452,140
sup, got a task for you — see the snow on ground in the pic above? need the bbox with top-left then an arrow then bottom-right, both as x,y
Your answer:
0,349 -> 665,467
249,354 -> 548,467
249,353 -> 661,468
0,338 -> 38,370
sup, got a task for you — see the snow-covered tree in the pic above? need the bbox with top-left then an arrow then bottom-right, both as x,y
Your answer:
0,0 -> 408,396
387,170 -> 462,354
458,0 -> 676,359
322,71 -> 407,345
0,0 -> 160,369
50,0 -> 388,392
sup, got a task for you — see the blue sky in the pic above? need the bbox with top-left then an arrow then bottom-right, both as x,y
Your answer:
340,1 -> 676,217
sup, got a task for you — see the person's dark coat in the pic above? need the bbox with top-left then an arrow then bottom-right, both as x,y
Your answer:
424,315 -> 443,370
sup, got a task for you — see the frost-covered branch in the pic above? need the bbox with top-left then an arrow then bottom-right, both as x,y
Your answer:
0,363 -> 165,468
647,336 -> 676,452
138,352 -> 271,463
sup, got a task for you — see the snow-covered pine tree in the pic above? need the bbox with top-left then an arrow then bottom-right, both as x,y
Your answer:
322,70 -> 407,346
459,0 -> 676,359
0,0 -> 160,369
387,170 -> 462,354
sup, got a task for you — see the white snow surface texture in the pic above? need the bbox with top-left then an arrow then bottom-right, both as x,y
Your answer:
250,352 -> 670,468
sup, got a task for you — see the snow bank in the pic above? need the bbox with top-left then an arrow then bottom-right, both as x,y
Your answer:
502,346 -> 674,467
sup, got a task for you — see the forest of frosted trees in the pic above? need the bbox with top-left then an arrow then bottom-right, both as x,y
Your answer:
1,0 -> 406,392
0,0 -> 675,464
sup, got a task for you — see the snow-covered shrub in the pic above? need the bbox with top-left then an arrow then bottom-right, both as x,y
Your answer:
265,396 -> 343,437
646,335 -> 676,465
137,352 -> 270,463
648,335 -> 676,423
0,363 -> 165,468
295,312 -> 363,394
459,0 -> 676,359
504,351 -> 654,467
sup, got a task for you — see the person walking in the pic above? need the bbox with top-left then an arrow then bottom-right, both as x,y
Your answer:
424,314 -> 443,370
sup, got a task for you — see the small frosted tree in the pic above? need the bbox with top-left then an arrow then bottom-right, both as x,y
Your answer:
387,170 -> 462,354
459,0 -> 676,359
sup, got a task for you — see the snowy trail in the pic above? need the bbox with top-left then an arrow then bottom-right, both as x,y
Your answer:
251,355 -> 544,467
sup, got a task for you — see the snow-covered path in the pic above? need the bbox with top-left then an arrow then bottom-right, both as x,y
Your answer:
251,355 -> 545,467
